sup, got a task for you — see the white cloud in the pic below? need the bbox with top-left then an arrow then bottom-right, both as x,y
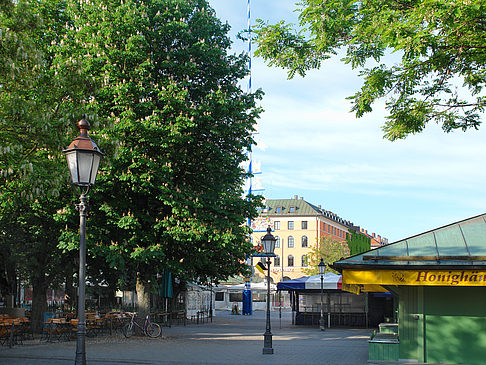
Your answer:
209,0 -> 486,241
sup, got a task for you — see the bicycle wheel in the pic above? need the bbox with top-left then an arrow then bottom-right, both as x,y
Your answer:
145,323 -> 161,338
122,322 -> 134,338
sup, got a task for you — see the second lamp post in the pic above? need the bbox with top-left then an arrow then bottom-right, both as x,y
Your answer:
261,226 -> 276,354
318,258 -> 326,331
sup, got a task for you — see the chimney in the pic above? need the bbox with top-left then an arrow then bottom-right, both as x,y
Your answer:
372,233 -> 376,238
318,205 -> 321,209
294,195 -> 298,200
300,197 -> 304,200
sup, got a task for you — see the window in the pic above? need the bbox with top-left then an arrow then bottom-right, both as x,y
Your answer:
302,221 -> 308,230
288,255 -> 294,267
288,236 -> 294,248
274,221 -> 280,230
215,292 -> 224,301
275,236 -> 281,248
301,255 -> 308,267
301,236 -> 308,248
229,293 -> 243,302
252,293 -> 266,302
275,206 -> 282,213
288,221 -> 294,230
289,206 -> 296,213
274,255 -> 280,267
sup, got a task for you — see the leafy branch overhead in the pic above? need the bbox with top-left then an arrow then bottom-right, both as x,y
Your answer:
253,0 -> 486,140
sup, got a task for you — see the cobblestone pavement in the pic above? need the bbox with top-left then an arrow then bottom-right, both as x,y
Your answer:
0,310 -> 371,364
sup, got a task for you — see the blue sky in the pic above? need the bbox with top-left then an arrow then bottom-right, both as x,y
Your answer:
208,0 -> 486,243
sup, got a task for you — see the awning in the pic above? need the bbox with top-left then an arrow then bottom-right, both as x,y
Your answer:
277,273 -> 342,290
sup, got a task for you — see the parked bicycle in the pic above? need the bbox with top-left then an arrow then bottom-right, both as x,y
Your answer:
122,314 -> 161,338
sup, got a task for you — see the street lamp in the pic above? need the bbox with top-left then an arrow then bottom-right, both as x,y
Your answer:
261,226 -> 276,354
64,116 -> 104,365
318,258 -> 326,331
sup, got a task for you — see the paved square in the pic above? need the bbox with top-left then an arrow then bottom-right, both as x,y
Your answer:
0,311 -> 370,364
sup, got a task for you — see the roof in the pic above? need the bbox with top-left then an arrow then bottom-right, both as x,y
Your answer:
333,213 -> 486,270
260,198 -> 353,227
261,198 -> 322,216
226,282 -> 276,291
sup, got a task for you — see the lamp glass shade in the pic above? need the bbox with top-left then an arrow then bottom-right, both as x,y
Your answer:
318,258 -> 326,275
261,227 -> 276,255
65,148 -> 102,187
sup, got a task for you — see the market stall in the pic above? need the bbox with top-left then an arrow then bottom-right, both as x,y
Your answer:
277,273 -> 392,327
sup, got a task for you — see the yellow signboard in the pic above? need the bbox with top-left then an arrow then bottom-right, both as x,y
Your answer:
343,269 -> 486,287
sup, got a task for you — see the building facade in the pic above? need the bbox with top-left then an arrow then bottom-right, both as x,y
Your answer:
250,195 -> 387,283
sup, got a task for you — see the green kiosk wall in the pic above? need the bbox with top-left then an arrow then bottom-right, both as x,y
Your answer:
399,286 -> 486,364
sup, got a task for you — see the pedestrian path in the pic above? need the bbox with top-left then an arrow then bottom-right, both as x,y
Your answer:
0,310 -> 371,364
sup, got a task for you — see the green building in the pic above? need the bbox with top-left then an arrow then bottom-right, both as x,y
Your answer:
333,214 -> 486,364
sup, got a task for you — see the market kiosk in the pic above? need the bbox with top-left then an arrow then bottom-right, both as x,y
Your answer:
277,273 -> 393,327
333,213 -> 486,364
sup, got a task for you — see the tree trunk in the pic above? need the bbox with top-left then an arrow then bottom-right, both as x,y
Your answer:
136,272 -> 150,319
31,277 -> 48,333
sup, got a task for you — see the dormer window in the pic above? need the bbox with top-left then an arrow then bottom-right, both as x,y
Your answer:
275,206 -> 283,213
289,206 -> 296,213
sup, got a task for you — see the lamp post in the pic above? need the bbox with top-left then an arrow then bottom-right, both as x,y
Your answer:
261,226 -> 276,355
63,117 -> 104,365
318,258 -> 326,331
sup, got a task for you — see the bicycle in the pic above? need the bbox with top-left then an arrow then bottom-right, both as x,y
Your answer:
122,314 -> 161,338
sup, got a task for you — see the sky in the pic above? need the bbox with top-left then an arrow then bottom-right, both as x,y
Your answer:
207,0 -> 486,243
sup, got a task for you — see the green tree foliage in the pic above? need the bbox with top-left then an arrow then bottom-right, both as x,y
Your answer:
1,0 -> 262,320
347,230 -> 371,256
253,0 -> 486,140
304,236 -> 350,275
0,0 -> 92,331
53,0 -> 263,315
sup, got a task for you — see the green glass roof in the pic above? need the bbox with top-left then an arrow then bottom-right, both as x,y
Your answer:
333,213 -> 486,269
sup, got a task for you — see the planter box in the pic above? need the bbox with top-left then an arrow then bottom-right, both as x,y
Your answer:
369,333 -> 399,361
378,322 -> 398,334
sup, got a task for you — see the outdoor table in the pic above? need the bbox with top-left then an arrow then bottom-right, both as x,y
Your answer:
42,318 -> 72,342
54,318 -> 74,341
70,318 -> 96,338
105,313 -> 129,334
0,320 -> 15,347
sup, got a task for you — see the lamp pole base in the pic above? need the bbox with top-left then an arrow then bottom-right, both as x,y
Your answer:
263,347 -> 274,355
319,317 -> 326,331
262,332 -> 273,354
